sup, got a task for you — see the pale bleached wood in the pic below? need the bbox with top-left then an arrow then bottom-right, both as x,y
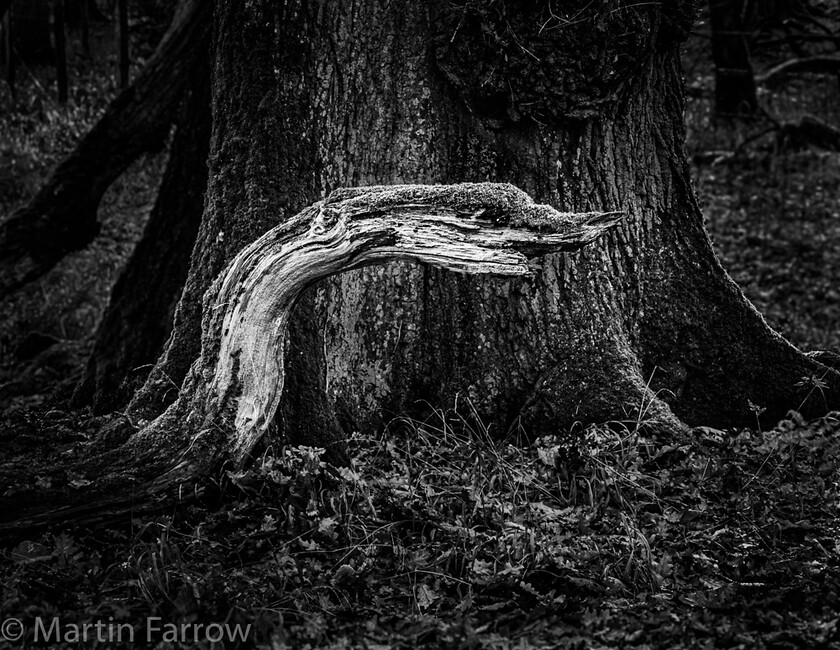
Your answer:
194,182 -> 623,465
0,183 -> 622,540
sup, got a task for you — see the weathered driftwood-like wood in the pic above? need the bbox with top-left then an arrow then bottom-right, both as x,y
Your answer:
0,183 -> 621,539
196,183 -> 622,466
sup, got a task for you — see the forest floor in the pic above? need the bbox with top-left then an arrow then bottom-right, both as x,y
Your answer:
2,15 -> 840,650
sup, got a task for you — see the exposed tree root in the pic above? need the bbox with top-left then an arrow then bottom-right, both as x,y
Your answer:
0,416 -> 219,543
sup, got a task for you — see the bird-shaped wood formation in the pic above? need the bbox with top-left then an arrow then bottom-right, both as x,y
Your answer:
198,182 -> 624,465
0,183 -> 623,540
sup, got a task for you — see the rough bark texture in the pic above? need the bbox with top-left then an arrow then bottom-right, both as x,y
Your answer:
4,0 -> 840,541
0,184 -> 617,537
313,1 -> 835,434
127,0 -> 325,448
709,0 -> 759,116
72,40 -> 211,414
188,184 -> 621,466
0,0 -> 210,300
133,0 -> 840,452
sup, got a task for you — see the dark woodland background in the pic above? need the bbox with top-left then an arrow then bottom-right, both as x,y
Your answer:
1,1 -> 840,648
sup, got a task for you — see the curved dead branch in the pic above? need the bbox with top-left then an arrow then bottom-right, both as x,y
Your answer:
0,183 -> 622,540
204,183 -> 623,465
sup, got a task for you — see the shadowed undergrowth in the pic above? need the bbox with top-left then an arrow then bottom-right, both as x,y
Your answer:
2,405 -> 839,648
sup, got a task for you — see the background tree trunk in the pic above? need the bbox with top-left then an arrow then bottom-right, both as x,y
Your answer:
72,46 -> 211,414
9,0 -> 52,64
2,5 -> 14,93
117,0 -> 128,88
0,0 -> 210,300
64,0 -> 104,25
54,0 -> 68,104
0,1 -> 12,22
709,0 -> 760,116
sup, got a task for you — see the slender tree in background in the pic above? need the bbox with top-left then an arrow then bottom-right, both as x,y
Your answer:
8,0 -> 53,64
709,0 -> 759,115
117,0 -> 128,88
1,0 -> 52,95
2,0 -> 840,535
80,0 -> 90,54
0,0 -> 210,299
72,41 -> 211,413
1,4 -> 13,93
54,0 -> 68,103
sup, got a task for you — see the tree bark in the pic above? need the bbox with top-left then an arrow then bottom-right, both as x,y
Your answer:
709,0 -> 759,116
0,184 -> 618,538
132,0 -> 840,447
4,0 -> 839,540
126,0 -> 325,438
2,7 -> 13,93
0,0 -> 210,300
197,184 -> 621,466
117,0 -> 129,88
72,42 -> 211,414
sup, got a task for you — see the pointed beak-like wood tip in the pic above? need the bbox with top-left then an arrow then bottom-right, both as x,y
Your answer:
577,210 -> 625,236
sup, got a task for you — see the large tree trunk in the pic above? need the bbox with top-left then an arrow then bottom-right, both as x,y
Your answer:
3,0 -> 840,538
72,38 -> 211,414
0,0 -> 210,300
132,1 -> 840,444
125,0 -> 331,450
